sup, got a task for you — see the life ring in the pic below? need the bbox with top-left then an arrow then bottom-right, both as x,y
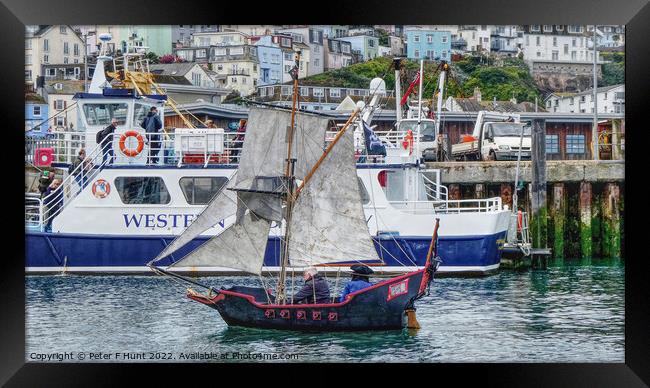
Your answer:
402,130 -> 414,155
119,130 -> 145,157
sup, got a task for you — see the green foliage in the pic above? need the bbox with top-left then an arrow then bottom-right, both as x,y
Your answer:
223,90 -> 243,104
144,52 -> 160,64
300,55 -> 541,104
600,51 -> 625,86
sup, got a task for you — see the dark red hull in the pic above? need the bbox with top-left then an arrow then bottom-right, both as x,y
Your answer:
188,269 -> 432,331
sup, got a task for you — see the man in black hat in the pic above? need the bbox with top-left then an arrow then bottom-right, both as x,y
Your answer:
339,264 -> 374,302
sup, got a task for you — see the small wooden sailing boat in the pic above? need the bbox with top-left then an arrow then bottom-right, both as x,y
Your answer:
149,53 -> 442,331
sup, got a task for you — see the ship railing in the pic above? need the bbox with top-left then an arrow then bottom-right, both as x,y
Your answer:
36,134 -> 114,231
25,193 -> 44,231
25,131 -> 86,165
420,170 -> 448,201
25,130 -> 247,168
389,197 -> 503,214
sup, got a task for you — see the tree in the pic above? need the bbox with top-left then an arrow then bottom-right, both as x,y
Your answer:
159,54 -> 186,64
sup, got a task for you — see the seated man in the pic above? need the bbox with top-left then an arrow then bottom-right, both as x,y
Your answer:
293,267 -> 330,304
339,265 -> 374,302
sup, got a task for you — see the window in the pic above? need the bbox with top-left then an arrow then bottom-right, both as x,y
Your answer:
341,44 -> 350,54
25,70 -> 31,81
553,37 -> 557,47
60,26 -> 67,34
82,103 -> 129,126
426,50 -> 434,59
63,42 -> 69,55
531,25 -> 540,32
242,77 -> 247,84
281,85 -> 291,96
132,103 -> 154,126
231,77 -> 237,83
115,177 -> 170,205
368,39 -> 375,47
74,43 -> 79,56
32,106 -> 41,116
54,83 -> 63,90
55,116 -> 65,127
192,72 -> 202,86
544,25 -> 553,32
300,86 -> 308,96
413,35 -> 420,43
556,25 -> 564,31
552,51 -> 559,60
26,39 -> 31,49
55,100 -> 64,110
442,35 -> 448,43
313,87 -> 324,97
314,58 -> 320,67
284,52 -> 293,61
566,135 -> 585,154
63,57 -> 69,64
536,36 -> 540,46
442,50 -> 447,58
329,88 -> 340,97
414,49 -> 420,58
25,54 -> 32,65
546,135 -> 559,154
427,34 -> 433,43
196,49 -> 206,58
180,177 -> 228,205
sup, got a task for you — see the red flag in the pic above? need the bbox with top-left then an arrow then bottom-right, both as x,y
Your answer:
400,71 -> 420,106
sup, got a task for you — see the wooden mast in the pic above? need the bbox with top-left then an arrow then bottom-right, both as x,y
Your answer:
275,51 -> 301,305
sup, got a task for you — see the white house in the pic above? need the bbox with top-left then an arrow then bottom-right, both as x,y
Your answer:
25,25 -> 85,89
149,63 -> 216,89
43,80 -> 85,130
545,84 -> 624,114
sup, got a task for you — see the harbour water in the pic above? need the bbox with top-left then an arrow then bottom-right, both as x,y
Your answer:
26,258 -> 624,362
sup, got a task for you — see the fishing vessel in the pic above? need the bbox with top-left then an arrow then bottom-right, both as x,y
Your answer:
24,41 -> 512,275
148,67 -> 442,329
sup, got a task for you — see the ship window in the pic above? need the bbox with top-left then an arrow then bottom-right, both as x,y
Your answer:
83,103 -> 128,126
115,177 -> 170,205
133,103 -> 154,126
179,177 -> 228,205
382,170 -> 406,202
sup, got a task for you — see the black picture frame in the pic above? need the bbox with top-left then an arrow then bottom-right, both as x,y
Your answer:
1,0 -> 648,385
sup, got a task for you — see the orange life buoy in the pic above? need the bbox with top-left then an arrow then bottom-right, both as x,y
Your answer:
119,130 -> 145,157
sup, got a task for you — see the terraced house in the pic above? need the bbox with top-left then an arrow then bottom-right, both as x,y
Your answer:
25,25 -> 84,90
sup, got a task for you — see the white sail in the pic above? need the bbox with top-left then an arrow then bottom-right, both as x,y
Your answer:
288,127 -> 380,266
151,173 -> 237,262
234,107 -> 330,221
169,212 -> 271,275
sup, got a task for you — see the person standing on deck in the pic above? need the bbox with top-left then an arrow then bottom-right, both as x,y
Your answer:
141,107 -> 163,165
339,265 -> 374,302
70,148 -> 92,192
38,170 -> 53,197
293,267 -> 330,304
98,118 -> 117,166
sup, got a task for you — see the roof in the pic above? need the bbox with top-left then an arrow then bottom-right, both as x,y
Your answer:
152,74 -> 192,85
149,63 -> 199,77
573,84 -> 624,96
293,42 -> 310,50
44,80 -> 85,95
25,93 -> 47,104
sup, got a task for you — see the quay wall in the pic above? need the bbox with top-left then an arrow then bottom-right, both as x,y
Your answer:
424,160 -> 624,259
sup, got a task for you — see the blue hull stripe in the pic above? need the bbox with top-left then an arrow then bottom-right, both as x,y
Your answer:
25,231 -> 506,269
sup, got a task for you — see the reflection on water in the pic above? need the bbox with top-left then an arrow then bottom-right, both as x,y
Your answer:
26,258 -> 624,362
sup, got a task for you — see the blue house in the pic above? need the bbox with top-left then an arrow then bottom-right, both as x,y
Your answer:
25,94 -> 50,137
254,36 -> 283,86
405,29 -> 452,61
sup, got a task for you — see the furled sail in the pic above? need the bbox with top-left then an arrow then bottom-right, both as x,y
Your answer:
233,107 -> 330,221
288,127 -> 380,266
169,212 -> 271,275
151,172 -> 237,262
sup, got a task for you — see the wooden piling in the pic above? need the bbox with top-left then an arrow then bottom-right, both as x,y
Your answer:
552,183 -> 566,259
500,183 -> 513,210
602,182 -> 621,259
449,184 -> 461,200
530,119 -> 548,253
579,181 -> 592,259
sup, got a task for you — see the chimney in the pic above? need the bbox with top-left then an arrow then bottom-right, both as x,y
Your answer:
473,87 -> 482,102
